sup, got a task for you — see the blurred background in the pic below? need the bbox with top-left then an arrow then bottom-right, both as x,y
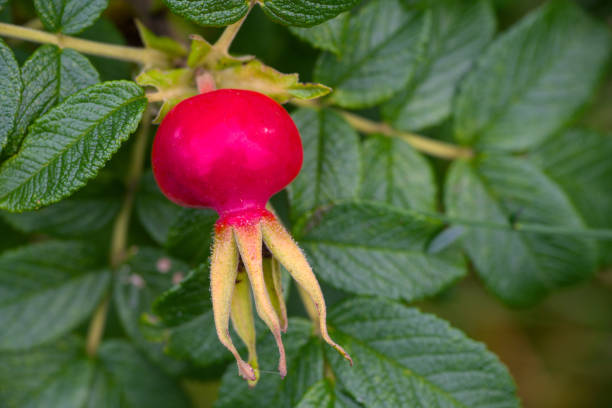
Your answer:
1,1 -> 611,407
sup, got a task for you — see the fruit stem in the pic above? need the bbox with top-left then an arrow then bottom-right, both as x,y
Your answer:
0,22 -> 165,65
291,99 -> 474,160
213,1 -> 255,55
85,109 -> 152,358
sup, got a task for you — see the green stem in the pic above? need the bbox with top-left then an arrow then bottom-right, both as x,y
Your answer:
0,22 -> 165,65
213,1 -> 255,55
85,110 -> 152,358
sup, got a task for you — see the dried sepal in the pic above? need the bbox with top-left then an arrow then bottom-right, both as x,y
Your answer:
230,268 -> 259,387
234,222 -> 288,378
261,215 -> 353,365
210,225 -> 255,381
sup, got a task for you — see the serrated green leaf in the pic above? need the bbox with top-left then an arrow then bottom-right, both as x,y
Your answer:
360,134 -> 437,212
1,175 -> 122,237
0,337 -> 189,407
327,298 -> 519,408
153,263 -> 232,366
261,0 -> 360,27
114,247 -> 189,375
453,0 -> 612,151
288,108 -> 360,221
382,0 -> 495,131
0,241 -> 109,351
162,0 -> 249,26
290,12 -> 348,55
135,20 -> 187,58
215,319 -> 321,408
295,380 -> 334,408
2,45 -> 99,157
529,129 -> 612,265
445,157 -> 598,306
315,0 -> 431,108
298,202 -> 466,302
135,172 -> 183,244
165,208 -> 217,264
0,39 -> 21,155
34,0 -> 108,34
0,81 -> 146,212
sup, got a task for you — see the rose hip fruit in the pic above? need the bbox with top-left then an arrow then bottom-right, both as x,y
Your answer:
152,89 -> 351,385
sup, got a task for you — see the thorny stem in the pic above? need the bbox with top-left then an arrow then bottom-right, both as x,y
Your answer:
85,110 -> 152,358
0,22 -> 165,65
213,1 -> 256,55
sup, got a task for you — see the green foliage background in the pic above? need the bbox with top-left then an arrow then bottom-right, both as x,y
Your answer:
0,0 -> 611,407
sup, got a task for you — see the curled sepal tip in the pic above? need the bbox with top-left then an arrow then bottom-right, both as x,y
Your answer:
261,214 -> 353,366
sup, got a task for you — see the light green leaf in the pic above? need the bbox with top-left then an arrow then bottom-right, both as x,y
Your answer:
298,202 -> 466,301
136,67 -> 196,123
161,0 -> 249,26
215,319 -> 321,408
445,157 -> 598,306
0,337 -> 190,407
290,12 -> 348,55
0,39 -> 21,154
261,0 -> 360,27
165,208 -> 218,264
114,249 -> 189,375
288,108 -> 360,221
135,20 -> 187,58
2,45 -> 99,157
382,0 -> 495,131
315,0 -> 431,108
1,175 -> 122,237
327,298 -> 519,408
135,172 -> 183,244
0,241 -> 109,351
360,134 -> 437,212
0,81 -> 146,212
34,0 -> 108,34
529,128 -> 612,265
453,0 -> 612,151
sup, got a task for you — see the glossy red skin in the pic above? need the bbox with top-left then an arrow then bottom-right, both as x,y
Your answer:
152,89 -> 303,218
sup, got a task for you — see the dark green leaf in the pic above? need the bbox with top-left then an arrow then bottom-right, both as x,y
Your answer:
1,175 -> 122,237
315,0 -> 431,108
0,241 -> 109,350
298,202 -> 466,301
0,81 -> 147,212
382,0 -> 495,131
0,337 -> 189,407
288,108 -> 360,221
136,172 -> 183,244
3,45 -> 99,157
261,0 -> 360,27
295,380 -> 334,408
360,134 -> 437,212
165,207 -> 217,264
0,39 -> 21,154
453,0 -> 612,151
529,129 -> 612,265
445,157 -> 598,306
0,0 -> 7,12
114,247 -> 189,374
153,263 -> 230,366
327,298 -> 519,408
161,0 -> 249,26
215,319 -> 321,408
34,0 -> 108,34
289,12 -> 348,55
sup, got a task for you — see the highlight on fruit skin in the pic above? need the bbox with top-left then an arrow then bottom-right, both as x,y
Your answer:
151,89 -> 352,384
